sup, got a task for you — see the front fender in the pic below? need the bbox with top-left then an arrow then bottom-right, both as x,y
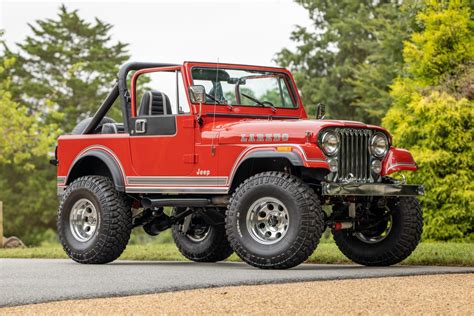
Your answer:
228,145 -> 329,186
382,147 -> 417,176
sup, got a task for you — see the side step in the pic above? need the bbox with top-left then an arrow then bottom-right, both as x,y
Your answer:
141,196 -> 230,209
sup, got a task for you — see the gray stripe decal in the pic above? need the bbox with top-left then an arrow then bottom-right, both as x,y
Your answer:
127,177 -> 228,186
125,187 -> 229,194
386,162 -> 416,171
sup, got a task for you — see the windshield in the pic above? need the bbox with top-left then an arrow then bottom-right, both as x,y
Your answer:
191,67 -> 297,109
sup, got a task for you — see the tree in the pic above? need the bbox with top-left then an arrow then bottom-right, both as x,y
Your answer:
6,5 -> 129,131
383,0 -> 473,241
276,0 -> 418,123
0,42 -> 58,170
0,36 -> 61,244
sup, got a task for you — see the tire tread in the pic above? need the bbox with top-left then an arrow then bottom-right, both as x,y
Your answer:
226,171 -> 324,269
57,176 -> 132,264
333,197 -> 423,266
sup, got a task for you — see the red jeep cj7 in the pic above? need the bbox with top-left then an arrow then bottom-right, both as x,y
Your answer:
54,61 -> 424,269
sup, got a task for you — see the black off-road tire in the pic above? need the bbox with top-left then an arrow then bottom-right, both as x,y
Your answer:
57,176 -> 132,264
226,171 -> 324,269
171,208 -> 233,262
333,197 -> 423,266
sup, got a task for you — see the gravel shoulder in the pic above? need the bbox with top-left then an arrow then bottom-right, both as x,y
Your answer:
2,274 -> 473,315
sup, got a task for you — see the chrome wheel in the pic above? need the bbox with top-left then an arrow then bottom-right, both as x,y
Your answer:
180,214 -> 211,242
354,209 -> 392,244
69,198 -> 99,242
246,197 -> 289,245
186,224 -> 211,242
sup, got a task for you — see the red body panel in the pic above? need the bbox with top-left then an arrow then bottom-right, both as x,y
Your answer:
57,62 -> 418,194
57,134 -> 133,185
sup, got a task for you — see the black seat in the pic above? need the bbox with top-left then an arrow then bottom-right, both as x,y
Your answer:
138,90 -> 172,116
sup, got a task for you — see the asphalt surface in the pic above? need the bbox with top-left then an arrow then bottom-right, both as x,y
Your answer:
1,259 -> 473,307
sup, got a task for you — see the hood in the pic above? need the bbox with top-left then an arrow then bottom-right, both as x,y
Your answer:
211,118 -> 389,145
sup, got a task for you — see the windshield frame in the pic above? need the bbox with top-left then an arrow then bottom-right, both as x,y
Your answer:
189,66 -> 299,110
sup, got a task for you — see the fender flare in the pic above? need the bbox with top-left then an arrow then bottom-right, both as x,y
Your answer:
241,150 -> 304,166
66,149 -> 126,192
228,149 -> 305,187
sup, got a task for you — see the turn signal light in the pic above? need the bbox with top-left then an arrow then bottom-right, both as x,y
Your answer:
276,146 -> 293,152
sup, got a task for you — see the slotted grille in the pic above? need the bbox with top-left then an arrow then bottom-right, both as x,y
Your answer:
336,128 -> 372,182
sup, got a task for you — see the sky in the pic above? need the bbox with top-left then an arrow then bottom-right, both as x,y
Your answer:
0,0 -> 312,67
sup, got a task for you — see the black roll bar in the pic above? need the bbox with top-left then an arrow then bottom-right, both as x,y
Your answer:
117,62 -> 179,132
83,62 -> 179,134
82,83 -> 119,134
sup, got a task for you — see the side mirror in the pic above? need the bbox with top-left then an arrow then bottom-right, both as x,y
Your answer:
316,103 -> 326,119
189,85 -> 206,103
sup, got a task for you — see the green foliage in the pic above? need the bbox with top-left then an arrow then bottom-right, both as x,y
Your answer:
276,0 -> 418,123
2,242 -> 473,267
0,61 -> 59,170
403,0 -> 473,85
6,4 -> 129,131
0,41 -> 61,244
385,92 -> 473,240
383,0 -> 473,241
261,89 -> 282,107
0,162 -> 60,245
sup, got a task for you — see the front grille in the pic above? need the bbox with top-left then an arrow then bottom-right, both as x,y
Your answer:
336,128 -> 373,182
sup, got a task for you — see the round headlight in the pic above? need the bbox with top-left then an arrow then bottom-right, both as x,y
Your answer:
370,133 -> 388,158
321,131 -> 340,156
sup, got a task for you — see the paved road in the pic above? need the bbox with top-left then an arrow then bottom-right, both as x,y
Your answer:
1,259 -> 473,307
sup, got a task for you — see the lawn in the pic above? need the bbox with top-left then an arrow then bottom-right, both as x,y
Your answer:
1,241 -> 473,266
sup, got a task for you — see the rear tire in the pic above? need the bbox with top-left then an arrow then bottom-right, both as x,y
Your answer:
171,208 -> 233,262
57,176 -> 132,264
333,197 -> 423,266
226,171 -> 324,269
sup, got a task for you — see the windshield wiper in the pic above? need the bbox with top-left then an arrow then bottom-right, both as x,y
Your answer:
241,93 -> 277,112
206,93 -> 222,104
207,93 -> 234,110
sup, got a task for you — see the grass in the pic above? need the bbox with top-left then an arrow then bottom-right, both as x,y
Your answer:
1,241 -> 473,266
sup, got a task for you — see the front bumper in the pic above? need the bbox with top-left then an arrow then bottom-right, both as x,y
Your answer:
322,182 -> 424,196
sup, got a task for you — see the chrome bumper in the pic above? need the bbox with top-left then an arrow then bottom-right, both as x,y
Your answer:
322,182 -> 424,196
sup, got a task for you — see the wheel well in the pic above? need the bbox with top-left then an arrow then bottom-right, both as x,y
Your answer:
230,158 -> 295,192
230,158 -> 330,193
67,156 -> 116,188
